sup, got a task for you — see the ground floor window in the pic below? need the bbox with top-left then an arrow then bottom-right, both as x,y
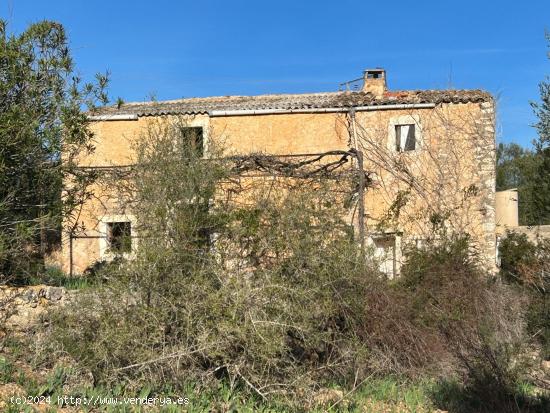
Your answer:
106,221 -> 132,254
99,215 -> 137,259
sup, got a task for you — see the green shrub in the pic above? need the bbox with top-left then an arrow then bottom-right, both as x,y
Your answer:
0,356 -> 15,383
29,265 -> 97,289
499,230 -> 550,359
499,231 -> 538,284
40,118 -> 542,409
43,118 -> 386,406
399,236 -> 538,412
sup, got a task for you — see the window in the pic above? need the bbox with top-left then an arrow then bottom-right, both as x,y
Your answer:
388,115 -> 422,153
395,124 -> 416,152
106,221 -> 132,254
415,238 -> 425,249
99,215 -> 137,260
179,126 -> 203,158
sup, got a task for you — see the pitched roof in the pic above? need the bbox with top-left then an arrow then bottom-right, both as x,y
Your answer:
93,89 -> 492,117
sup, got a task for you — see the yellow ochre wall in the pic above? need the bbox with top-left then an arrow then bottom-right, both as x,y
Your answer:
61,101 -> 496,274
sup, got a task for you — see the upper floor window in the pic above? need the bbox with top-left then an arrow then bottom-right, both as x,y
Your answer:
395,124 -> 416,152
179,126 -> 204,158
388,115 -> 422,153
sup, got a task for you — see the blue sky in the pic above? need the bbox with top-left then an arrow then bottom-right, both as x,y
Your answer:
2,0 -> 549,147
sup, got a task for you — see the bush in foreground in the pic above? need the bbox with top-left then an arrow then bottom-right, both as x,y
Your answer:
37,119 -> 544,410
499,230 -> 550,360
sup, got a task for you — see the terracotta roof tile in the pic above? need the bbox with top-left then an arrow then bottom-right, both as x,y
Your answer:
93,89 -> 492,117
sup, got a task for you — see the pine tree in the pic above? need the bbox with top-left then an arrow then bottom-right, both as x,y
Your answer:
529,33 -> 550,225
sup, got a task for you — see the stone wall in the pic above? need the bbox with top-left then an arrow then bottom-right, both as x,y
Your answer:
0,285 -> 71,333
478,100 -> 497,273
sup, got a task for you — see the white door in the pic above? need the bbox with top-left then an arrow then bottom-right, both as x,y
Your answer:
374,236 -> 396,278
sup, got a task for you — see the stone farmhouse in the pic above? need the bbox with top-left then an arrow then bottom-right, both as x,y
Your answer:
60,69 -> 496,276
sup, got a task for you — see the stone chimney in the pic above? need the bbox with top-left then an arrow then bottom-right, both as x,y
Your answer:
362,68 -> 386,97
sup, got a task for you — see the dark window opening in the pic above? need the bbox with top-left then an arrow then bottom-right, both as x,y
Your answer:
107,221 -> 132,254
366,70 -> 384,79
179,126 -> 204,158
395,124 -> 416,152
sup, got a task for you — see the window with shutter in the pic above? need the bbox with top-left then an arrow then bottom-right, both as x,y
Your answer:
395,124 -> 416,152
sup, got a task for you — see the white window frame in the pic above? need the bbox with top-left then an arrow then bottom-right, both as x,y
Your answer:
99,214 -> 138,260
388,115 -> 423,153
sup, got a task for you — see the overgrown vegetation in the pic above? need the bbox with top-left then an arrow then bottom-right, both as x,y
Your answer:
0,18 -> 549,413
44,119 -> 376,404
18,117 -> 542,412
0,347 -> 441,412
28,265 -> 97,290
398,236 -> 547,413
500,231 -> 550,360
0,20 -> 107,285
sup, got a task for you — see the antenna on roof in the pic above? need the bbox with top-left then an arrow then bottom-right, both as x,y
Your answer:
447,61 -> 454,89
338,77 -> 363,92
